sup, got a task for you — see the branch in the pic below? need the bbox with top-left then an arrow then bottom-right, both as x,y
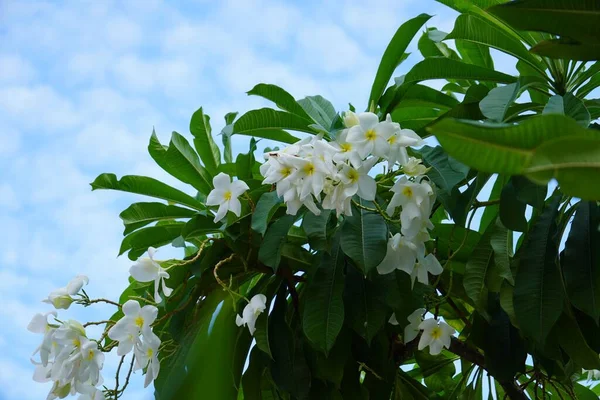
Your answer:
449,338 -> 527,400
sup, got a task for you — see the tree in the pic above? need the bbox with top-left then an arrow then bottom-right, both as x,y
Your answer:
27,1 -> 600,399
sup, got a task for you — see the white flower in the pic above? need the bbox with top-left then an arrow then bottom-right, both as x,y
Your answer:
77,386 -> 105,400
343,110 -> 360,128
236,294 -> 267,335
400,202 -> 434,239
387,123 -> 422,168
108,300 -> 158,356
322,183 -> 353,217
281,185 -> 321,216
43,275 -> 89,310
337,157 -> 378,201
376,233 -> 422,275
347,112 -> 394,158
402,157 -> 429,177
584,369 -> 600,381
206,172 -> 250,222
261,155 -> 296,197
78,339 -> 104,386
406,254 -> 443,287
332,129 -> 363,168
388,313 -> 399,325
387,177 -> 433,216
404,308 -> 426,343
28,311 -> 58,366
418,319 -> 455,355
286,154 -> 330,201
134,333 -> 161,388
129,247 -> 172,303
28,311 -> 57,334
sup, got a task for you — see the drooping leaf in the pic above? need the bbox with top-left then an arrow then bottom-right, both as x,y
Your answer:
90,173 -> 204,210
119,202 -> 197,235
302,209 -> 334,252
479,83 -> 521,121
233,108 -> 311,143
480,175 -> 509,233
554,312 -> 600,369
189,107 -> 221,175
297,95 -> 338,131
369,14 -> 432,106
340,199 -> 388,275
456,40 -> 494,70
513,194 -> 564,343
251,191 -> 282,236
531,38 -> 600,61
543,93 -> 591,127
258,215 -> 296,271
562,201 -> 600,321
247,83 -> 311,119
148,131 -> 213,195
303,236 -> 345,354
404,57 -> 517,85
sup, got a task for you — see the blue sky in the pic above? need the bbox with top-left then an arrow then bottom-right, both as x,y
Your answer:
0,0 -> 525,398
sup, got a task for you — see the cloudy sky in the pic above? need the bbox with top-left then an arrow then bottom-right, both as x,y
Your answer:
0,0 -> 513,398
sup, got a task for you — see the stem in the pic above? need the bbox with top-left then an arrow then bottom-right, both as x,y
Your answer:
471,199 -> 501,209
113,355 -> 126,399
86,298 -> 121,307
83,320 -> 115,328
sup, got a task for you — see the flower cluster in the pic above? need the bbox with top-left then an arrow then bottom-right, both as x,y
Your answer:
259,111 -> 422,217
29,276 -> 106,400
390,308 -> 456,355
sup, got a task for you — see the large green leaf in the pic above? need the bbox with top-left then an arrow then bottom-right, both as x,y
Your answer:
562,201 -> 600,321
119,222 -> 184,260
232,108 -> 311,143
455,40 -> 494,70
480,175 -> 509,233
479,83 -> 521,122
302,209 -> 334,252
446,13 -> 542,72
251,191 -> 282,236
340,199 -> 388,275
531,39 -> 600,61
148,131 -> 213,195
399,84 -> 460,109
297,95 -> 337,131
90,173 -> 204,210
182,214 -> 221,239
258,214 -> 296,271
489,0 -> 600,43
555,312 -> 600,369
499,179 -> 528,233
303,238 -> 345,354
247,83 -> 311,119
368,13 -> 432,106
513,194 -> 564,343
155,290 -> 251,400
189,107 -> 221,175
404,57 -> 517,85
390,107 -> 446,133
119,202 -> 197,235
543,93 -> 591,127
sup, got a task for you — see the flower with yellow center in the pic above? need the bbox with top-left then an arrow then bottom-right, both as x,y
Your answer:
346,112 -> 394,158
134,332 -> 161,388
418,318 -> 455,355
376,233 -> 422,275
129,247 -> 173,302
333,130 -> 363,168
206,172 -> 250,223
404,308 -> 426,343
108,300 -> 158,356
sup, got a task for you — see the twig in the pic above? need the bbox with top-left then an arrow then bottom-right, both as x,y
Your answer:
85,298 -> 121,308
113,355 -> 126,398
471,199 -> 501,209
117,355 -> 136,398
84,320 -> 115,328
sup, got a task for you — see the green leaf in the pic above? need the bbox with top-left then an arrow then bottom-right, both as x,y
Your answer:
119,202 -> 197,235
148,131 -> 213,195
555,312 -> 600,369
340,199 -> 388,275
90,173 -> 204,210
302,210 -> 334,251
119,222 -> 184,260
390,107 -> 446,133
369,13 -> 432,106
189,107 -> 221,175
247,83 -> 311,119
489,0 -> 600,43
297,95 -> 337,131
489,219 -> 515,286
233,108 -> 311,143
251,191 -> 282,236
258,215 -> 296,271
404,57 -> 517,85
543,93 -> 591,127
428,114 -> 600,177
480,175 -> 509,232
399,84 -> 460,109
562,201 -> 600,321
479,83 -> 521,121
419,28 -> 457,59
456,40 -> 494,70
499,179 -> 528,233
221,112 -> 238,164
235,138 -> 258,182
531,38 -> 600,61
303,238 -> 345,354
182,214 -> 221,239
415,351 -> 457,393
513,194 -> 564,343
446,13 -> 541,72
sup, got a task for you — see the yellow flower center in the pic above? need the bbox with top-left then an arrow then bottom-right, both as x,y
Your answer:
135,316 -> 144,328
223,191 -> 232,201
281,167 -> 293,177
388,135 -> 397,144
365,129 -> 377,141
347,169 -> 359,184
340,143 -> 352,152
402,186 -> 413,198
73,338 -> 81,347
147,348 -> 154,358
430,326 -> 442,340
88,350 -> 95,360
303,162 -> 316,176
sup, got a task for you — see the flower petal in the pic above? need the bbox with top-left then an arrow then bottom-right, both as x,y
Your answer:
230,180 -> 250,197
212,172 -> 231,189
129,259 -> 158,282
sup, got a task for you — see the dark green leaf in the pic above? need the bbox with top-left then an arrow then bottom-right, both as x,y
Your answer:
233,108 -> 311,143
531,38 -> 600,61
500,179 -> 528,233
554,312 -> 600,369
404,57 -> 517,85
302,209 -> 334,252
119,223 -> 184,260
252,191 -> 282,236
189,107 -> 221,175
248,83 -> 311,119
543,93 -> 591,127
258,215 -> 296,271
479,83 -> 521,122
182,214 -> 221,239
119,202 -> 196,235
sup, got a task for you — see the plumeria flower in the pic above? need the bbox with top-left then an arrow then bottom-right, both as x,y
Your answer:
78,339 -> 104,386
77,385 -> 106,400
134,333 -> 161,388
206,172 -> 250,222
376,233 -> 422,275
400,202 -> 434,239
337,157 -> 378,201
281,185 -> 321,216
404,308 -> 426,343
346,112 -> 394,158
43,275 -> 89,310
286,154 -> 330,201
236,294 -> 267,335
406,254 -> 443,287
402,157 -> 429,177
322,182 -> 353,217
129,247 -> 172,303
387,177 -> 433,216
343,110 -> 360,128
418,319 -> 455,355
387,124 -> 422,168
261,154 -> 297,197
28,311 -> 58,366
332,129 -> 363,168
109,300 -> 159,356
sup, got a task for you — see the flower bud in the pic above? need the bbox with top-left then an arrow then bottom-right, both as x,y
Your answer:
343,111 -> 360,128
